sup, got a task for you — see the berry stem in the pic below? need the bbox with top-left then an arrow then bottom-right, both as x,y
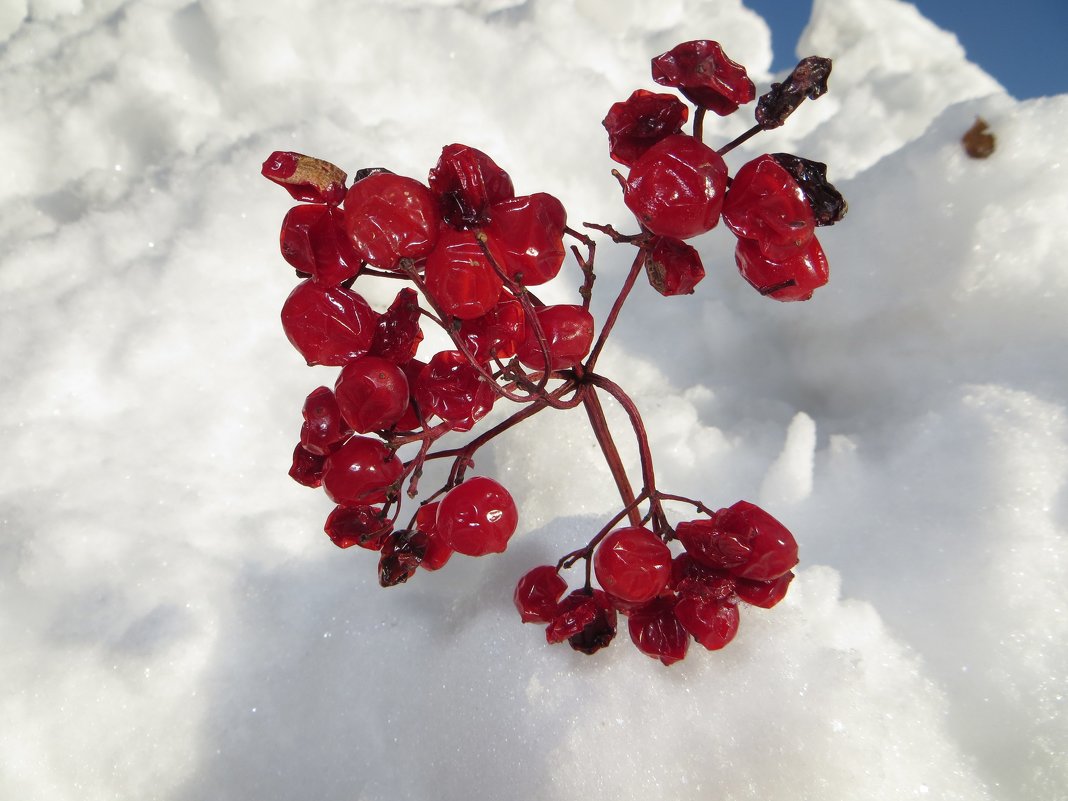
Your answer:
716,123 -> 763,156
580,385 -> 643,528
583,249 -> 646,374
693,106 -> 706,142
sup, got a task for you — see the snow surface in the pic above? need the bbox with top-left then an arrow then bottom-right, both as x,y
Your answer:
1,0 -> 1065,799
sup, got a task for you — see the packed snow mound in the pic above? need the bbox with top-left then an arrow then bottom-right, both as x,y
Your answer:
1,1 -> 1064,800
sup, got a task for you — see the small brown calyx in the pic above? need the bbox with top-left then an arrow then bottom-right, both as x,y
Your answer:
962,117 -> 996,159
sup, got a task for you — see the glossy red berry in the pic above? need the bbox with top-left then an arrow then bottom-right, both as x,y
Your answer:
279,205 -> 362,285
414,350 -> 495,432
299,386 -> 353,456
602,89 -> 690,167
483,193 -> 567,286
343,173 -> 440,270
436,476 -> 518,556
674,595 -> 740,650
324,504 -> 393,550
735,235 -> 828,301
414,502 -> 453,571
734,571 -> 794,608
514,565 -> 568,623
424,229 -> 504,320
321,435 -> 403,505
457,291 -> 526,363
651,40 -> 755,116
334,356 -> 410,433
516,304 -> 594,372
676,501 -> 798,581
369,288 -> 423,364
627,598 -> 689,665
289,443 -> 327,488
428,143 -> 514,228
670,553 -> 736,602
643,236 -> 706,296
262,151 -> 347,205
722,154 -> 815,260
280,280 -> 377,366
593,526 -> 672,604
623,134 -> 728,240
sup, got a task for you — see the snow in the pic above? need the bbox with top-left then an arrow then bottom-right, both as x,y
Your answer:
1,1 -> 1065,799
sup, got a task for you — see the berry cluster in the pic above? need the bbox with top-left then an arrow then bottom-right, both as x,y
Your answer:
262,40 -> 845,664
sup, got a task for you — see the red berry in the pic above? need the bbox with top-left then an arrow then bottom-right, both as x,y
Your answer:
735,235 -> 828,301
343,173 -> 440,270
651,40 -> 755,116
457,291 -> 526,363
393,358 -> 428,432
262,151 -> 347,205
722,155 -> 815,260
289,443 -> 327,488
414,502 -> 453,571
299,386 -> 353,456
483,193 -> 567,286
734,571 -> 794,608
565,593 -> 617,655
602,89 -> 690,167
414,350 -> 496,432
670,553 -> 736,602
623,134 -> 728,240
514,565 -> 568,623
428,143 -> 514,228
279,205 -> 362,286
627,598 -> 689,665
424,229 -> 504,320
674,595 -> 740,650
436,477 -> 518,556
593,526 -> 672,604
280,280 -> 377,366
676,502 -> 798,581
378,529 -> 427,587
643,236 -> 706,296
334,356 -> 410,433
321,436 -> 403,505
546,589 -> 617,655
369,288 -> 423,364
516,304 -> 594,372
324,504 -> 393,550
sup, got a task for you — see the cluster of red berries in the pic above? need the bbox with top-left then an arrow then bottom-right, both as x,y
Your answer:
262,40 -> 844,664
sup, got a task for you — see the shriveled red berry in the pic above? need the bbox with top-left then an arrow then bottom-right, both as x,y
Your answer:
343,173 -> 440,270
324,504 -> 393,550
676,501 -> 798,581
643,236 -> 706,296
627,598 -> 689,665
424,229 -> 504,320
414,502 -> 453,571
280,280 -> 377,366
734,571 -> 794,608
674,595 -> 740,650
289,443 -> 326,488
722,154 -> 815,261
436,477 -> 518,556
321,435 -> 403,505
299,386 -> 352,456
428,143 -> 514,228
516,304 -> 594,372
602,89 -> 690,167
279,205 -> 362,286
651,40 -> 755,116
457,291 -> 526,363
735,235 -> 828,301
414,350 -> 495,432
546,589 -> 616,652
369,288 -> 423,364
334,356 -> 410,433
567,593 -> 617,655
483,193 -> 567,286
623,134 -> 728,240
670,553 -> 736,602
594,526 -> 672,604
378,529 -> 427,587
262,151 -> 347,205
514,565 -> 568,623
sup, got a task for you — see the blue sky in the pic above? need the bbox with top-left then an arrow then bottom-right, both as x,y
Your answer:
745,0 -> 1066,99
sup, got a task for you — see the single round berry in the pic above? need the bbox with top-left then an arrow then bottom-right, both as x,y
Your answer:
722,154 -> 815,261
514,565 -> 568,623
324,504 -> 393,550
651,40 -> 755,116
423,229 -> 504,320
674,595 -> 740,651
289,443 -> 326,488
735,235 -> 828,301
280,280 -> 376,366
334,356 -> 410,433
593,526 -> 672,604
436,477 -> 518,557
627,598 -> 689,666
457,291 -> 526,363
602,89 -> 689,167
300,386 -> 352,456
414,350 -> 495,432
483,193 -> 567,286
623,134 -> 728,240
516,304 -> 594,372
643,236 -> 706,296
279,204 -> 362,286
343,172 -> 440,270
321,436 -> 403,505
428,143 -> 514,227
734,571 -> 795,608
